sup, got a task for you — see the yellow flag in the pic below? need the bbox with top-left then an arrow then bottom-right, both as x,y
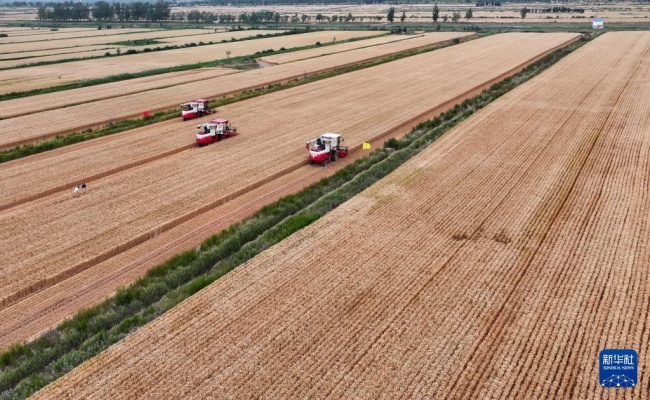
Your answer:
362,142 -> 371,150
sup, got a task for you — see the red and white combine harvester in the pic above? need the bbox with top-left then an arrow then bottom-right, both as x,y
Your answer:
305,133 -> 348,166
180,99 -> 214,121
196,119 -> 238,146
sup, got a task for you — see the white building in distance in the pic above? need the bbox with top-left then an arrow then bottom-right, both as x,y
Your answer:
593,18 -> 604,29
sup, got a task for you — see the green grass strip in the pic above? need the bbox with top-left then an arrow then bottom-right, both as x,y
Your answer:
0,34 -> 469,164
107,39 -> 162,46
0,33 -> 592,400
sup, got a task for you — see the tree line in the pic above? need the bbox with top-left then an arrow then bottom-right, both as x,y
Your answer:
387,4 -> 474,24
530,6 -> 585,13
36,1 -> 170,22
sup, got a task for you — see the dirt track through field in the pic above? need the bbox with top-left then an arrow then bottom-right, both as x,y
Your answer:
0,33 -> 579,347
31,32 -> 650,399
0,30 -> 380,94
0,32 -> 468,149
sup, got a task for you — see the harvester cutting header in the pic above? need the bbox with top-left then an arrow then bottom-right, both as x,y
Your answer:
181,99 -> 215,121
196,118 -> 238,146
305,133 -> 348,166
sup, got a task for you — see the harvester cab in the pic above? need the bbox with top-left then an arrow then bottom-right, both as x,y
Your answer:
196,118 -> 237,146
181,99 -> 213,121
305,133 -> 348,166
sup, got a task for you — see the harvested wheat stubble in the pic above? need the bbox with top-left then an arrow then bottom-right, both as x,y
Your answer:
0,33 -> 578,320
0,157 -> 360,349
143,30 -> 279,46
0,68 -> 238,119
0,48 -> 117,68
0,28 -> 152,46
0,30 -> 278,66
0,8 -> 37,21
0,32 -> 465,118
31,32 -> 650,399
0,66 -> 239,150
0,36 -> 483,349
0,28 -> 211,55
0,31 -> 380,95
0,32 -> 469,149
0,27 -> 153,45
0,28 -> 99,38
258,33 -> 422,64
0,45 -> 114,61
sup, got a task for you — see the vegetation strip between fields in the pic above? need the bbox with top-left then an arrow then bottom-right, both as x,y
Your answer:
0,33 -> 592,399
0,34 -> 467,164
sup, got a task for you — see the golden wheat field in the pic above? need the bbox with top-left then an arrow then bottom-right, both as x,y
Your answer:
31,31 -> 649,399
0,28 -> 206,54
258,33 -> 422,64
0,29 -> 279,68
0,30 -> 380,94
0,32 -> 469,148
0,27 -> 149,44
0,33 -> 577,349
0,32 -> 465,119
0,68 -> 240,119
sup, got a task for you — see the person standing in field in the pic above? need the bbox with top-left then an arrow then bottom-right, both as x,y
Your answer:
81,183 -> 87,193
73,186 -> 80,197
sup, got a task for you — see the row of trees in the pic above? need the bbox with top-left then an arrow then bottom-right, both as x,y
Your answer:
532,6 -> 585,13
28,2 -> 571,24
182,11 -> 361,24
387,5 -> 471,24
37,1 -> 170,22
37,2 -> 88,21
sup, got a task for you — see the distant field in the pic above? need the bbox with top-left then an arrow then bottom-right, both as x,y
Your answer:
0,30 -> 380,94
0,29 -> 279,68
0,45 -> 113,61
0,29 -> 273,62
0,48 -> 114,68
32,31 -> 649,399
4,1 -> 650,25
259,33 -> 420,64
0,27 -> 97,37
0,27 -> 151,44
172,2 -> 650,24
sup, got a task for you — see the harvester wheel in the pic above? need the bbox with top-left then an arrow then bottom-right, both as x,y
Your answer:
310,159 -> 314,165
332,152 -> 338,161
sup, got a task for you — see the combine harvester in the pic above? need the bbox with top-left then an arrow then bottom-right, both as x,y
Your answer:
305,133 -> 348,166
196,118 -> 238,146
181,99 -> 214,121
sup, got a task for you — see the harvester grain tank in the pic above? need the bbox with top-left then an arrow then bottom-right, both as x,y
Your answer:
181,99 -> 214,121
196,118 -> 237,146
305,133 -> 348,166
